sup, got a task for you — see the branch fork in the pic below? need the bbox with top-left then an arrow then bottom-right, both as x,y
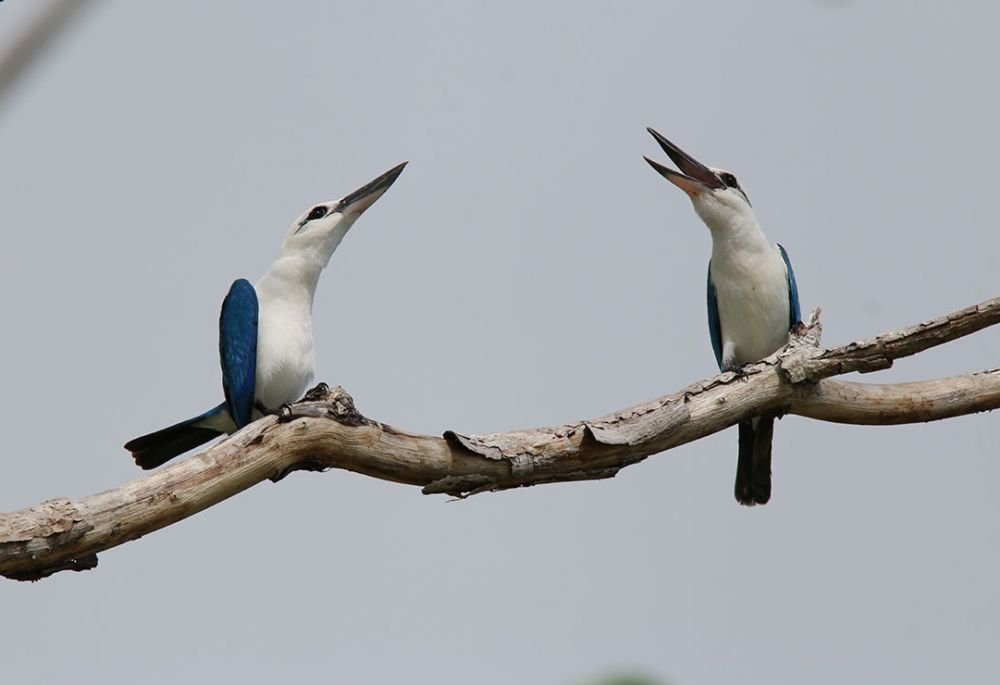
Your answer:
3,297 -> 998,581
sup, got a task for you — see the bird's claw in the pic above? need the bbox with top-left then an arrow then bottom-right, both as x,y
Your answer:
302,383 -> 331,402
277,403 -> 295,423
731,363 -> 755,381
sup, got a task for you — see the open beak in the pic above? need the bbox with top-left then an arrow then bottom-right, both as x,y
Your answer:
643,128 -> 723,197
336,162 -> 408,216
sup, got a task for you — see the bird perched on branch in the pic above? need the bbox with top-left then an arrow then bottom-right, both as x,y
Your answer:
644,129 -> 799,505
125,162 -> 407,469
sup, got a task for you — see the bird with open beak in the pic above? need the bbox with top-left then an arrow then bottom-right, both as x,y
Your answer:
645,128 -> 800,505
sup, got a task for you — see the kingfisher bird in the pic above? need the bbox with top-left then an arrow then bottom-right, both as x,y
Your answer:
644,128 -> 800,505
125,162 -> 407,469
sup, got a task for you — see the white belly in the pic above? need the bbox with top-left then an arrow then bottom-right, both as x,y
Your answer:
254,297 -> 315,410
712,247 -> 790,366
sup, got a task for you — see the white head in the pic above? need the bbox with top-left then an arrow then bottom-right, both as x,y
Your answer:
279,162 -> 408,268
643,128 -> 756,235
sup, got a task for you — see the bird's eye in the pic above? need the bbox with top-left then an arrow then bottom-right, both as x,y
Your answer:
720,172 -> 739,189
306,206 -> 328,222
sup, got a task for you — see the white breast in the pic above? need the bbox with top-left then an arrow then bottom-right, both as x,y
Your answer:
711,245 -> 790,366
253,290 -> 315,410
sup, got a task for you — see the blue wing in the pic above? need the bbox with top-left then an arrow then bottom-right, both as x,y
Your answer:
219,279 -> 258,429
706,260 -> 723,370
777,243 -> 801,328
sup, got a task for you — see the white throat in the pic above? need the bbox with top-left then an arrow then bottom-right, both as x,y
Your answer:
694,199 -> 771,260
256,220 -> 352,306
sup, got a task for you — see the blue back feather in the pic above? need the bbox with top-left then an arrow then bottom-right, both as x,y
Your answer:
777,244 -> 801,327
219,279 -> 259,429
706,261 -> 723,370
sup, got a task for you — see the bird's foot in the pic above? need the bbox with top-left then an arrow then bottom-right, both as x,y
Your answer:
302,382 -> 331,402
277,403 -> 295,423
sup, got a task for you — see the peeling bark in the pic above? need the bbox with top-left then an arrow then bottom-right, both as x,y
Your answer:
2,297 -> 998,581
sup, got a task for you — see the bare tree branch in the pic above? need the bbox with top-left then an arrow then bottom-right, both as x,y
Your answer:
782,298 -> 1000,381
792,372 -> 1000,424
2,297 -> 998,581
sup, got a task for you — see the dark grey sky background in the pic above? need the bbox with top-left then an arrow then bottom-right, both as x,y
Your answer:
2,2 -> 998,683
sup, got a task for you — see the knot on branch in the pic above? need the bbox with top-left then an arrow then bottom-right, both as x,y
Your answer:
4,297 -> 998,581
321,385 -> 368,426
281,384 -> 373,427
269,384 -> 377,482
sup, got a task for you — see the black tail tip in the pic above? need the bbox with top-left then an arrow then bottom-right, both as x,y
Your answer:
735,476 -> 771,506
129,451 -> 164,470
735,490 -> 771,506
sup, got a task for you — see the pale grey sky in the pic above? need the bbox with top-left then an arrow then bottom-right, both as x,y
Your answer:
2,1 -> 998,683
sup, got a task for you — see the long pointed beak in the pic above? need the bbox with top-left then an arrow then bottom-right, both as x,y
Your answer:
336,162 -> 408,216
644,128 -> 723,196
